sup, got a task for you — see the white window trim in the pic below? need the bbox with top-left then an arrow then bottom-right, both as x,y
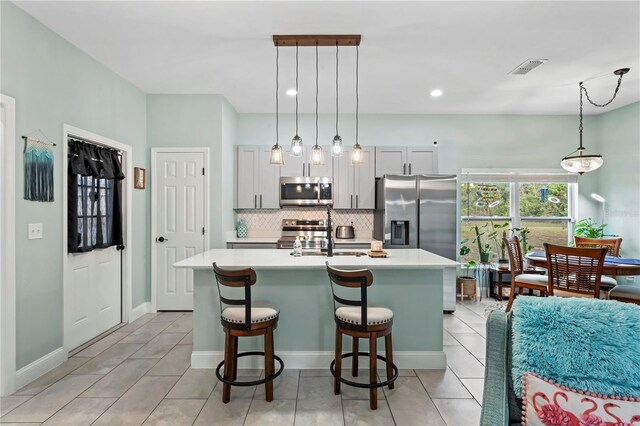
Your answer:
461,170 -> 578,246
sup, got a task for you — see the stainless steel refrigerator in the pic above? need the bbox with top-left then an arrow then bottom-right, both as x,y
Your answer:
374,174 -> 458,311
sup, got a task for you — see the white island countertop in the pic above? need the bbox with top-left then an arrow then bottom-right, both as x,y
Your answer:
174,248 -> 459,270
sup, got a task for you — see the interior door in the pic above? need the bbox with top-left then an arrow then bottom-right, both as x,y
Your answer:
155,151 -> 205,311
67,247 -> 121,349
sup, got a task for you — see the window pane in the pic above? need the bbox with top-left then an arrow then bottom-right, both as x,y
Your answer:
461,219 -> 512,263
520,219 -> 569,253
519,183 -> 568,217
461,183 -> 510,217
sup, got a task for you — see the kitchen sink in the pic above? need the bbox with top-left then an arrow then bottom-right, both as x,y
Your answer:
290,251 -> 367,257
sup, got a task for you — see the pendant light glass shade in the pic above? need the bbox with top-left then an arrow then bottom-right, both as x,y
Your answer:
270,45 -> 284,165
270,144 -> 284,165
331,43 -> 343,157
351,143 -> 363,164
310,144 -> 324,165
331,135 -> 343,157
561,148 -> 603,173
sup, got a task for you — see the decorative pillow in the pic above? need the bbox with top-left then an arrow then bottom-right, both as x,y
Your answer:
522,372 -> 640,426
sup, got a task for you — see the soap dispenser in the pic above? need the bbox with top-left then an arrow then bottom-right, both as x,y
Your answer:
293,236 -> 302,257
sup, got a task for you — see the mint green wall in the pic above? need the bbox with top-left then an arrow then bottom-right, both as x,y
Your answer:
146,95 -> 230,249
593,102 -> 640,257
1,2 -> 148,368
221,98 -> 237,235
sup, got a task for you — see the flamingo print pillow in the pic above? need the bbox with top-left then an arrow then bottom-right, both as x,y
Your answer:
522,372 -> 640,426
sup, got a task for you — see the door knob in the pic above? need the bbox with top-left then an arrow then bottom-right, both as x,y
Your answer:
156,236 -> 168,242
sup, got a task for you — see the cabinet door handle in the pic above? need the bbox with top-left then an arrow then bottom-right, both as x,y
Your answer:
259,194 -> 262,208
303,163 -> 306,176
254,194 -> 257,208
307,163 -> 311,176
403,163 -> 406,174
409,163 -> 412,175
350,195 -> 353,208
356,195 -> 359,208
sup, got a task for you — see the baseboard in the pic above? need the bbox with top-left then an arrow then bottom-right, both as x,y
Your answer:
191,350 -> 446,370
130,302 -> 151,322
15,347 -> 67,389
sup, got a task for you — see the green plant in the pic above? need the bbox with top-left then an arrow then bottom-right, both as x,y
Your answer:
487,222 -> 510,259
459,244 -> 477,277
512,227 -> 533,254
574,217 -> 606,239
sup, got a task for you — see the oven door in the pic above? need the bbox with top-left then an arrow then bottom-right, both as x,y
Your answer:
279,177 -> 332,206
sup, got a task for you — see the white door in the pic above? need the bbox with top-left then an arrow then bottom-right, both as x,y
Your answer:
67,247 -> 121,349
407,147 -> 438,175
375,146 -> 407,177
154,151 -> 205,311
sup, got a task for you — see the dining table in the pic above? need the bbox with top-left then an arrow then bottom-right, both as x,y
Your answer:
525,252 -> 640,290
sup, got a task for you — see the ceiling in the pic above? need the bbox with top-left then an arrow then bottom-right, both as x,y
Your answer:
14,1 -> 640,115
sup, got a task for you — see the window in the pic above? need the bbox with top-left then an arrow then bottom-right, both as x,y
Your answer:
460,171 -> 577,263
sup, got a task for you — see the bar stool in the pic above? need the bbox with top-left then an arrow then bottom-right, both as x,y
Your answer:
212,263 -> 284,403
326,263 -> 398,410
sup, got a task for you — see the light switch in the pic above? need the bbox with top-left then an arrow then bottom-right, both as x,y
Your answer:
28,223 -> 43,240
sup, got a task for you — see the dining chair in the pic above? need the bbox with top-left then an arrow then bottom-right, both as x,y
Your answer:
574,236 -> 621,290
574,236 -> 622,257
544,243 -> 608,299
503,235 -> 548,312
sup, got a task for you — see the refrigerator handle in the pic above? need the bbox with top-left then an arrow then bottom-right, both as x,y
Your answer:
403,163 -> 406,174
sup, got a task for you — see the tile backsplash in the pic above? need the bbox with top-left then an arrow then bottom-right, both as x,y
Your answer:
235,208 -> 374,238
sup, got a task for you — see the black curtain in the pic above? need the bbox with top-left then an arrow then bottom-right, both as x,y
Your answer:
68,139 -> 125,253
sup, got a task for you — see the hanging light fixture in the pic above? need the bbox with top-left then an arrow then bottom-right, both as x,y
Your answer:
561,68 -> 629,174
331,42 -> 343,157
270,45 -> 284,165
290,43 -> 303,157
310,42 -> 324,166
351,44 -> 363,165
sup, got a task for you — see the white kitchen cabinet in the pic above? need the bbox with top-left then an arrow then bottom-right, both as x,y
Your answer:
280,146 -> 333,178
235,146 -> 280,209
375,145 -> 438,177
332,147 -> 375,209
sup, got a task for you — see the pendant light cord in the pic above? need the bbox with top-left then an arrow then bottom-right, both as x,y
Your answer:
295,43 -> 299,136
336,42 -> 339,134
355,44 -> 359,145
578,71 -> 626,149
315,42 -> 319,147
276,44 -> 279,146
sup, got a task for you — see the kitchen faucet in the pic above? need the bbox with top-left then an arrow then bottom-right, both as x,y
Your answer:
325,205 -> 334,257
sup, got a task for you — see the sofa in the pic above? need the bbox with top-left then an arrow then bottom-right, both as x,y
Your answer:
479,297 -> 640,426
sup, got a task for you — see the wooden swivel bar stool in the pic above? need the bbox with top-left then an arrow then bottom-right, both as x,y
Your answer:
212,263 -> 284,403
326,263 -> 398,410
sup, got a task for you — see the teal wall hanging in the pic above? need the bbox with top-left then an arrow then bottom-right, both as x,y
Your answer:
22,135 -> 55,202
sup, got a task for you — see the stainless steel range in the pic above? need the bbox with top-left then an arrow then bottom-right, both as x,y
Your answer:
276,219 -> 328,249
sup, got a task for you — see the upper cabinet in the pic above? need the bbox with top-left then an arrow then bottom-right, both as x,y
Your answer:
375,146 -> 438,177
332,147 -> 375,209
280,146 -> 333,178
234,146 -> 280,209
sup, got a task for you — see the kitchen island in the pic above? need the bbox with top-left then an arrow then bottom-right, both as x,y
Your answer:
174,249 -> 458,369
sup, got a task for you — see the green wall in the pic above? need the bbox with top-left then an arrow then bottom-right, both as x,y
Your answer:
146,94 -> 236,250
592,102 -> 640,258
1,2 -> 149,369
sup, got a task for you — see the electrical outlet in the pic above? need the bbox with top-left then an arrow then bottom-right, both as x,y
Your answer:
28,223 -> 43,240
625,276 -> 636,284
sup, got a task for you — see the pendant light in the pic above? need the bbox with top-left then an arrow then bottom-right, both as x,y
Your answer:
331,42 -> 343,157
290,43 -> 303,157
561,68 -> 629,174
351,44 -> 364,164
270,45 -> 284,165
310,42 -> 324,165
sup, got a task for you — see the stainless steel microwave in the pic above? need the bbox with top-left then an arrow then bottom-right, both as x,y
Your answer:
279,177 -> 333,207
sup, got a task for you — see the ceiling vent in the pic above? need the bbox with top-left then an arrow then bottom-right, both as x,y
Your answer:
509,59 -> 548,75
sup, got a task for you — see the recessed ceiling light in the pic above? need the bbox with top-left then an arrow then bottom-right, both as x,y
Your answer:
286,88 -> 297,96
430,89 -> 443,97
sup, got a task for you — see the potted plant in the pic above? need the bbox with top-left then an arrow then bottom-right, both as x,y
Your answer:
474,224 -> 491,263
486,223 -> 510,269
496,230 -> 510,270
457,246 -> 477,299
574,217 -> 606,239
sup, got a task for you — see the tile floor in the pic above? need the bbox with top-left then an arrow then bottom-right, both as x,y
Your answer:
1,299 -> 494,426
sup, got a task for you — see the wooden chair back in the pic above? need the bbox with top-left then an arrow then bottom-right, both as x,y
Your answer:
503,235 -> 524,275
544,244 -> 607,298
212,263 -> 257,328
574,236 -> 622,257
326,263 -> 373,331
